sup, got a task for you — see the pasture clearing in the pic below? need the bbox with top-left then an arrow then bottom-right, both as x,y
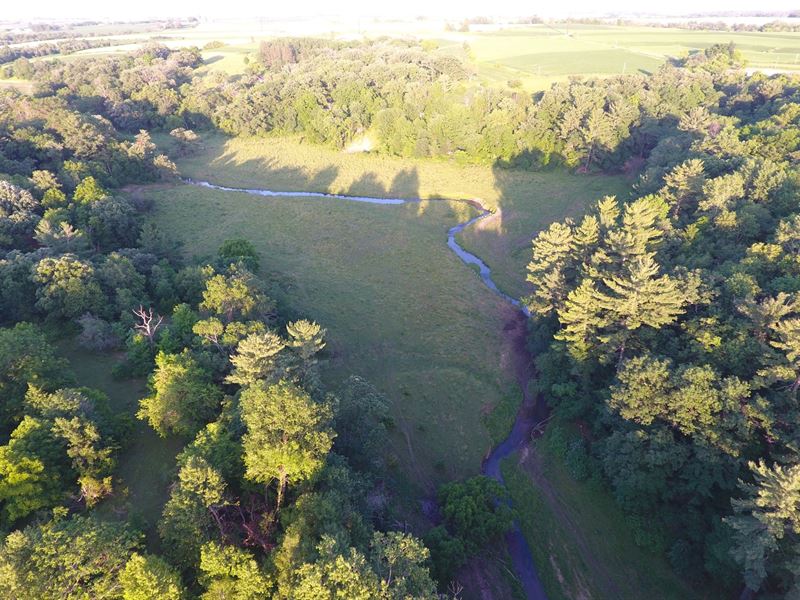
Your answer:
170,134 -> 628,300
147,183 -> 519,491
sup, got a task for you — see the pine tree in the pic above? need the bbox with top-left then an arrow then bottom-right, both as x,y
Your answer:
770,316 -> 800,393
726,460 -> 800,592
226,332 -> 286,387
663,158 -> 705,218
604,196 -> 666,265
555,279 -> 604,360
525,221 -> 574,317
595,254 -> 685,359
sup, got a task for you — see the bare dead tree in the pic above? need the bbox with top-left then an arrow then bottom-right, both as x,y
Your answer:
447,581 -> 464,600
132,305 -> 164,347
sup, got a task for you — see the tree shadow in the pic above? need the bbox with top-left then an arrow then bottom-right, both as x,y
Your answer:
389,167 -> 420,200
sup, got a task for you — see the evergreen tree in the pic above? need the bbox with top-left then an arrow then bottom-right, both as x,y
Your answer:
727,460 -> 800,592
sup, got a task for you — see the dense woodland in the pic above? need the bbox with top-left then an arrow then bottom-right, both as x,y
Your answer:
1,34 -> 800,597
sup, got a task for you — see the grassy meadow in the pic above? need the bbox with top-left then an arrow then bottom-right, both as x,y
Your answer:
147,184 -> 517,490
172,134 -> 628,299
500,427 -> 705,600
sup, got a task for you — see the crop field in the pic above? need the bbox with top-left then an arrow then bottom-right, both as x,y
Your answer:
435,23 -> 800,89
12,19 -> 800,88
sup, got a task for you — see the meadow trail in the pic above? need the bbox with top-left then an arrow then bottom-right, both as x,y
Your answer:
184,178 -> 556,599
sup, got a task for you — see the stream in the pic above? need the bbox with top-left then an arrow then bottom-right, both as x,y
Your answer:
185,179 -> 548,599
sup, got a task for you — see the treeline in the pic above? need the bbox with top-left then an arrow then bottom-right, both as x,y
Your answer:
0,17 -> 199,43
525,45 -> 800,596
612,18 -> 800,32
0,49 -> 511,597
0,38 -> 139,66
5,39 -> 759,174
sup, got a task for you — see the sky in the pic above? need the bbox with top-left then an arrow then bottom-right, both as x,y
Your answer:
8,0 -> 800,21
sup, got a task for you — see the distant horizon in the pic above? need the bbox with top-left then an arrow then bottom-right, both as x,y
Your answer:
5,1 -> 800,23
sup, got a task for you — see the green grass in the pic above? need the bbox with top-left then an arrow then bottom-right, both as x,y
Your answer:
172,134 -> 628,300
56,338 -> 183,545
436,23 -> 800,90
500,432 -> 706,600
150,133 -> 625,496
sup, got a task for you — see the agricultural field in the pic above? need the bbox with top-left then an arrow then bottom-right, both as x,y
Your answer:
438,23 -> 800,89
10,19 -> 800,87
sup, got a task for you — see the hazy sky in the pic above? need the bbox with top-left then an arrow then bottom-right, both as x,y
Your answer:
8,0 -> 800,21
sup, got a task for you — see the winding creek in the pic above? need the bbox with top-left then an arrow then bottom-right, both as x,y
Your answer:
185,179 -> 548,600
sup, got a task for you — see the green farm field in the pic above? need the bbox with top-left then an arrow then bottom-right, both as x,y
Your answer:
437,23 -> 800,89
16,20 -> 800,88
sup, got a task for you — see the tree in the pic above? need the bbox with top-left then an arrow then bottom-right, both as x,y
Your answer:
240,381 -> 334,510
169,127 -> 200,157
218,238 -> 260,272
200,266 -> 274,324
138,351 -> 223,437
32,254 -> 105,320
72,176 -> 108,204
52,415 -> 115,506
34,220 -> 88,253
663,158 -> 705,218
226,332 -> 286,386
199,542 -> 272,600
0,511 -> 140,600
768,315 -> 800,393
370,531 -> 437,599
333,375 -> 390,473
132,306 -> 164,348
595,254 -> 686,359
286,533 -> 436,600
285,319 -> 326,388
289,537 -> 381,600
119,553 -> 186,600
0,322 -> 70,430
726,460 -> 800,592
159,456 -> 226,570
86,197 -> 139,250
437,476 -> 514,554
0,422 -> 60,525
0,180 -> 39,249
555,279 -> 604,360
609,355 -> 750,452
525,221 -> 575,317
